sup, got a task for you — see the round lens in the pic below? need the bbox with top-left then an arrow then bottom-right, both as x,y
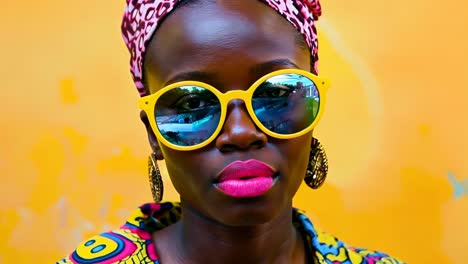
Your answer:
155,86 -> 221,146
252,73 -> 320,135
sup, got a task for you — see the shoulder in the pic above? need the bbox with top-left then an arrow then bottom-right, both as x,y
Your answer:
56,202 -> 180,264
315,229 -> 403,263
313,228 -> 404,264
56,202 -> 179,264
293,209 -> 404,264
56,228 -> 159,264
350,247 -> 404,264
56,229 -> 159,264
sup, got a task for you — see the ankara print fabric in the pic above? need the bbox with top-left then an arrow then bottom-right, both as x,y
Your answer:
57,202 -> 404,264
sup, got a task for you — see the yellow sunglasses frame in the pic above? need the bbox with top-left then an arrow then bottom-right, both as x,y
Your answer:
138,68 -> 331,151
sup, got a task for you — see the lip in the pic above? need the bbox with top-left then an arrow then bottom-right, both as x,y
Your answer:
214,159 -> 277,198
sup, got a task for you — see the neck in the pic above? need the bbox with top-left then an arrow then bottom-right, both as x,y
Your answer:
156,202 -> 306,264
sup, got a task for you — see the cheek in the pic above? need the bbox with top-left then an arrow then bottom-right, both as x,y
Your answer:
160,145 -> 212,195
278,134 -> 312,184
160,146 -> 196,191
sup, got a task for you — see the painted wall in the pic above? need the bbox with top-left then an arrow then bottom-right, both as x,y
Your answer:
0,1 -> 467,263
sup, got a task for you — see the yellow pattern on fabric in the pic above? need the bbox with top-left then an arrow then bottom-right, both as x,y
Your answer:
326,247 -> 348,262
126,207 -> 145,227
348,250 -> 365,263
75,235 -> 120,260
316,229 -> 339,247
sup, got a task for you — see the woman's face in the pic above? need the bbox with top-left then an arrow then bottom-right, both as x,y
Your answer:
143,0 -> 313,226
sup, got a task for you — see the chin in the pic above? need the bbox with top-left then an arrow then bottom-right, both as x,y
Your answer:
211,194 -> 291,227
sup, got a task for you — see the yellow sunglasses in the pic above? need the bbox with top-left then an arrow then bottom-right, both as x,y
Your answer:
139,68 -> 331,151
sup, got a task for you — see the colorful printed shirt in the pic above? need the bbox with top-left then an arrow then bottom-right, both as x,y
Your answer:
57,202 -> 403,264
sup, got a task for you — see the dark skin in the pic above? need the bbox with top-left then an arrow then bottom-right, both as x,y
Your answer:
141,1 -> 314,263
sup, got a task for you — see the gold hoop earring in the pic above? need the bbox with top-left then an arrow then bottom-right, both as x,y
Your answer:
148,153 -> 164,202
304,138 -> 328,189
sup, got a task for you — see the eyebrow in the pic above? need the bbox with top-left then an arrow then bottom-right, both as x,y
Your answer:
249,59 -> 300,76
163,59 -> 300,86
164,71 -> 218,86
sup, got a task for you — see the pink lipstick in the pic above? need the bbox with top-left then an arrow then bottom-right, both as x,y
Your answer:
215,159 -> 276,198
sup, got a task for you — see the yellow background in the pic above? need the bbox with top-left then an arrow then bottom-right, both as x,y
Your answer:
1,1 -> 467,263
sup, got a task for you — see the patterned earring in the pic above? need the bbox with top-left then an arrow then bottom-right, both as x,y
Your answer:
148,153 -> 164,203
304,137 -> 328,189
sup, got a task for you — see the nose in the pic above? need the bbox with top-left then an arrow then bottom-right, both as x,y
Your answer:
215,100 -> 268,152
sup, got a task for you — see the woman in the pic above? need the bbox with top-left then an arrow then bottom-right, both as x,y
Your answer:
58,0 -> 403,263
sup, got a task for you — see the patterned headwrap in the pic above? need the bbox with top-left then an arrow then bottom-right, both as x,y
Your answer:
121,0 -> 322,96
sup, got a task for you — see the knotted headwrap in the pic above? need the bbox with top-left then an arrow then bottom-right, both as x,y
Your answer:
121,0 -> 322,96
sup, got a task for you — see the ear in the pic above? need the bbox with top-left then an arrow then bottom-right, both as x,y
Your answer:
140,110 -> 164,160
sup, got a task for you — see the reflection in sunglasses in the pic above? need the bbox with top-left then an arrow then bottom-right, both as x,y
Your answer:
142,70 -> 328,148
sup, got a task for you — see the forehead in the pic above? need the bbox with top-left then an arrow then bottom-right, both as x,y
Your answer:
144,0 -> 309,90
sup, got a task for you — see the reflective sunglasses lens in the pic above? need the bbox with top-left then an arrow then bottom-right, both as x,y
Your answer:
252,73 -> 320,135
154,86 -> 221,146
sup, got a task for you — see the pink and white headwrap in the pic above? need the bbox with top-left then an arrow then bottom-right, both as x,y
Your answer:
121,0 -> 322,96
